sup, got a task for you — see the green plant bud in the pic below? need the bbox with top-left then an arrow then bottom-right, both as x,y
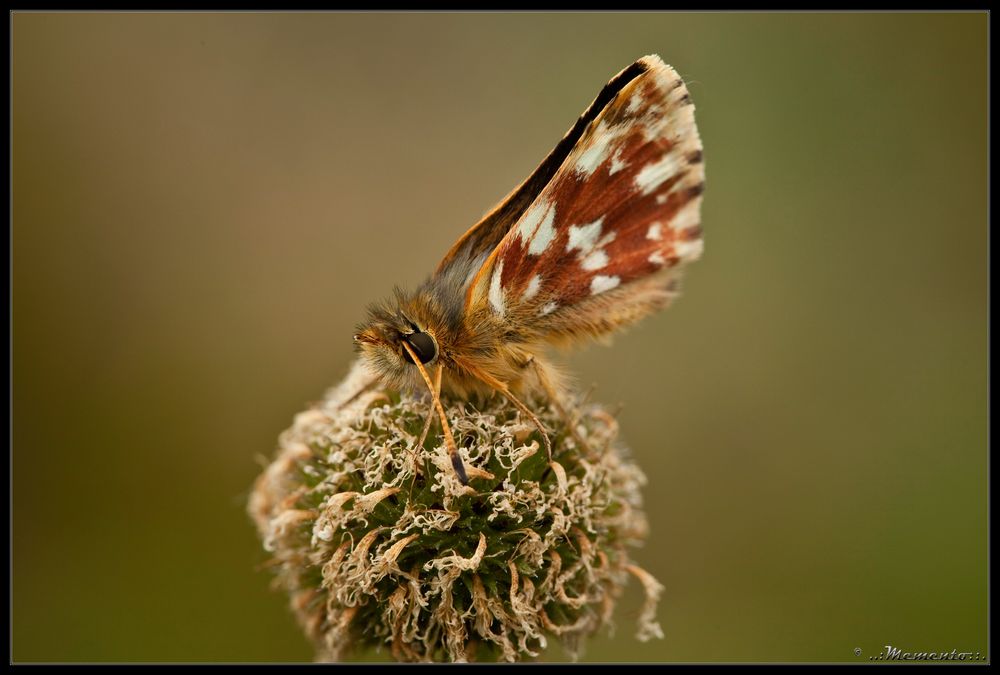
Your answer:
249,360 -> 663,662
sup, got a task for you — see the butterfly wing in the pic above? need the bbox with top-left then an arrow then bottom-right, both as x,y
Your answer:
463,54 -> 705,346
433,59 -> 654,282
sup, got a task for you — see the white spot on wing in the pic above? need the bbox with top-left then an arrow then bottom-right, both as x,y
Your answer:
523,274 -> 542,299
574,122 -> 614,176
627,91 -> 643,114
566,218 -> 604,253
648,251 -> 666,266
527,203 -> 557,256
674,238 -> 704,261
489,261 -> 506,315
672,200 -> 700,231
590,275 -> 621,295
581,249 -> 609,271
608,149 -> 628,175
635,151 -> 683,195
539,301 -> 558,316
516,199 -> 551,243
646,222 -> 662,240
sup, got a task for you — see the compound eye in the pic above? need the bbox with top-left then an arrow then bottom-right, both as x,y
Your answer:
402,331 -> 437,364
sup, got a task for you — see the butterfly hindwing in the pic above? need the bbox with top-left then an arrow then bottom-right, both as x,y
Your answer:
464,55 -> 705,344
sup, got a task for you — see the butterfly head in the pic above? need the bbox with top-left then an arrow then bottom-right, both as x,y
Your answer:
354,291 -> 442,388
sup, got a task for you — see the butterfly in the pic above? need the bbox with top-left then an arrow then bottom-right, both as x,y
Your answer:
353,55 -> 705,485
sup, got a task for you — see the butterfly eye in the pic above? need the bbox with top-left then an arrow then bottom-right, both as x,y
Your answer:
402,331 -> 437,364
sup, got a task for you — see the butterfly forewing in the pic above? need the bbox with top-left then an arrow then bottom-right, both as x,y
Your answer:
465,55 -> 704,343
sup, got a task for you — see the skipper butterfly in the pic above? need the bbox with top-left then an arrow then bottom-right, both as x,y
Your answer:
354,55 -> 705,484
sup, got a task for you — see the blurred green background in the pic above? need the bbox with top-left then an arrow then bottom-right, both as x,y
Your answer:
12,12 -> 987,663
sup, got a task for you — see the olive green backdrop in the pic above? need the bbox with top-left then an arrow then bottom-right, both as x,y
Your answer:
12,12 -> 987,663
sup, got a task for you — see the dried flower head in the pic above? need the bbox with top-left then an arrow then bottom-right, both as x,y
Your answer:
248,360 -> 663,662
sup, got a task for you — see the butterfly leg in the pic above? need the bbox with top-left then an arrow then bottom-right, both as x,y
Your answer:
463,362 -> 553,463
400,341 -> 469,486
524,355 -> 597,459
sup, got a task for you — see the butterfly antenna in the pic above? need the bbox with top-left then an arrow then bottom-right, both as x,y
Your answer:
400,341 -> 469,486
463,362 -> 553,463
413,367 -> 439,454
